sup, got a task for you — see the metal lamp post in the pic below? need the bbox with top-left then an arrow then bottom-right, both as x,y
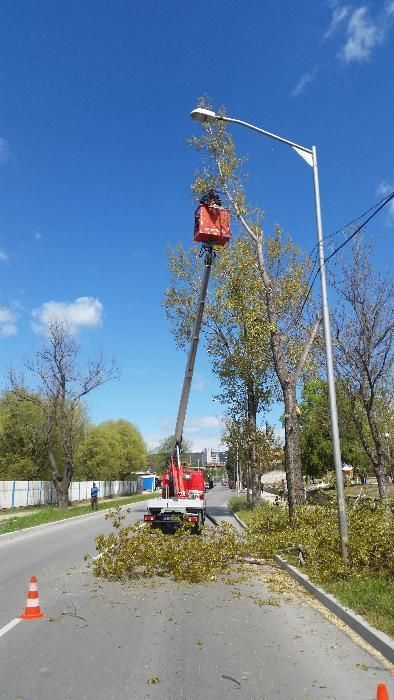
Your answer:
190,107 -> 348,562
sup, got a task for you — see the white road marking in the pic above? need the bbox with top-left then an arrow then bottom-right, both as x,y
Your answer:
0,618 -> 21,639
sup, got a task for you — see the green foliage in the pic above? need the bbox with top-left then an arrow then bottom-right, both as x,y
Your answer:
74,420 -> 147,480
92,508 -> 242,583
242,500 -> 394,583
0,392 -> 54,479
210,238 -> 274,416
299,379 -> 370,478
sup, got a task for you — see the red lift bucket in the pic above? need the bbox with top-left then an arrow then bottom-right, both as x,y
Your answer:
194,204 -> 231,247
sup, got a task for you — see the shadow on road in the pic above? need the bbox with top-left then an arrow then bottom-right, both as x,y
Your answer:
206,504 -> 234,518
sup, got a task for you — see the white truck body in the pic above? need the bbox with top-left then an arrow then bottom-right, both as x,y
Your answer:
146,497 -> 205,513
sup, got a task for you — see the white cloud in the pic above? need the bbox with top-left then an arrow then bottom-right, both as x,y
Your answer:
323,5 -> 350,40
341,6 -> 383,62
0,307 -> 18,336
31,296 -> 103,334
34,232 -> 43,241
185,416 -> 221,433
291,69 -> 318,97
0,248 -> 9,263
0,137 -> 11,165
377,181 -> 394,223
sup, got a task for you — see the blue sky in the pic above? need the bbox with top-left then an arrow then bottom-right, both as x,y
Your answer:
1,0 -> 393,452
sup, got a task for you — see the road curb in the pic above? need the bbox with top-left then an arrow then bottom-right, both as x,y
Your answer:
227,503 -> 394,665
230,510 -> 248,530
274,555 -> 394,664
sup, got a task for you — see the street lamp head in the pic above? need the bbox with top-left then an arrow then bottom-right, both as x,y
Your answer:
190,107 -> 218,123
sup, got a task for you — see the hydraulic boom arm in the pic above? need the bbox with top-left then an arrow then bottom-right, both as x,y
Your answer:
173,244 -> 214,466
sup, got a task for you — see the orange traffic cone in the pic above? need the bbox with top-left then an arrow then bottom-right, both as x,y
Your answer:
377,683 -> 390,700
20,576 -> 44,620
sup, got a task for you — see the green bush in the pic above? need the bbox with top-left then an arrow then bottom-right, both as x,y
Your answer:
243,501 -> 394,583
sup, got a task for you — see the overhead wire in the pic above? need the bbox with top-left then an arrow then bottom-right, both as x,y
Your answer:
307,189 -> 394,263
302,190 -> 394,308
293,190 -> 394,327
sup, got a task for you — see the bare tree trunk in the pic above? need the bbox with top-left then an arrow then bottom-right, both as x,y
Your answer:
367,413 -> 389,503
374,461 -> 388,502
354,401 -> 389,504
245,463 -> 251,505
57,483 -> 69,509
284,384 -> 305,520
247,380 -> 261,507
48,446 -> 73,509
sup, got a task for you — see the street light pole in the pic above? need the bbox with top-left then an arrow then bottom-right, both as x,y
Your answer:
190,107 -> 348,562
311,147 -> 348,561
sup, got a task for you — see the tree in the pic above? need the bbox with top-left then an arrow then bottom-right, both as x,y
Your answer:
331,238 -> 394,502
8,319 -> 117,508
222,416 -> 280,505
75,420 -> 147,480
0,391 -> 54,480
74,426 -> 121,481
154,434 -> 193,461
189,98 -> 321,519
299,379 -> 370,479
104,420 -> 147,478
165,237 -> 273,505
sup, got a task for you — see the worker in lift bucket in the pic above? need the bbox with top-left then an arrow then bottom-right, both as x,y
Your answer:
200,188 -> 222,207
91,482 -> 99,510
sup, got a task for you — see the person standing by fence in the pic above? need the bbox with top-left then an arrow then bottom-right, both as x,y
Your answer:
90,482 -> 99,510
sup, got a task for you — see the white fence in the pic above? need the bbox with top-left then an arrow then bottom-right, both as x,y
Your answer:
0,479 -> 139,510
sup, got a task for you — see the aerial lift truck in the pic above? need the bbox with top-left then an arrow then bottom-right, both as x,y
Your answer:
144,192 -> 230,531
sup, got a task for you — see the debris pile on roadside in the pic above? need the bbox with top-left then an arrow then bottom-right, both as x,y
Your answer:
91,507 -> 243,584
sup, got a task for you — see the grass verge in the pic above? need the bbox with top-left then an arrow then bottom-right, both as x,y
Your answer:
228,495 -> 394,639
0,493 -> 159,535
325,576 -> 394,638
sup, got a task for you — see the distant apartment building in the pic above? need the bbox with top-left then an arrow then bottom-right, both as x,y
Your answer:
184,448 -> 227,467
202,447 -> 227,466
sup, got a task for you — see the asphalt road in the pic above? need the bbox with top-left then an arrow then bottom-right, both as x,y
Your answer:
0,487 -> 392,699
